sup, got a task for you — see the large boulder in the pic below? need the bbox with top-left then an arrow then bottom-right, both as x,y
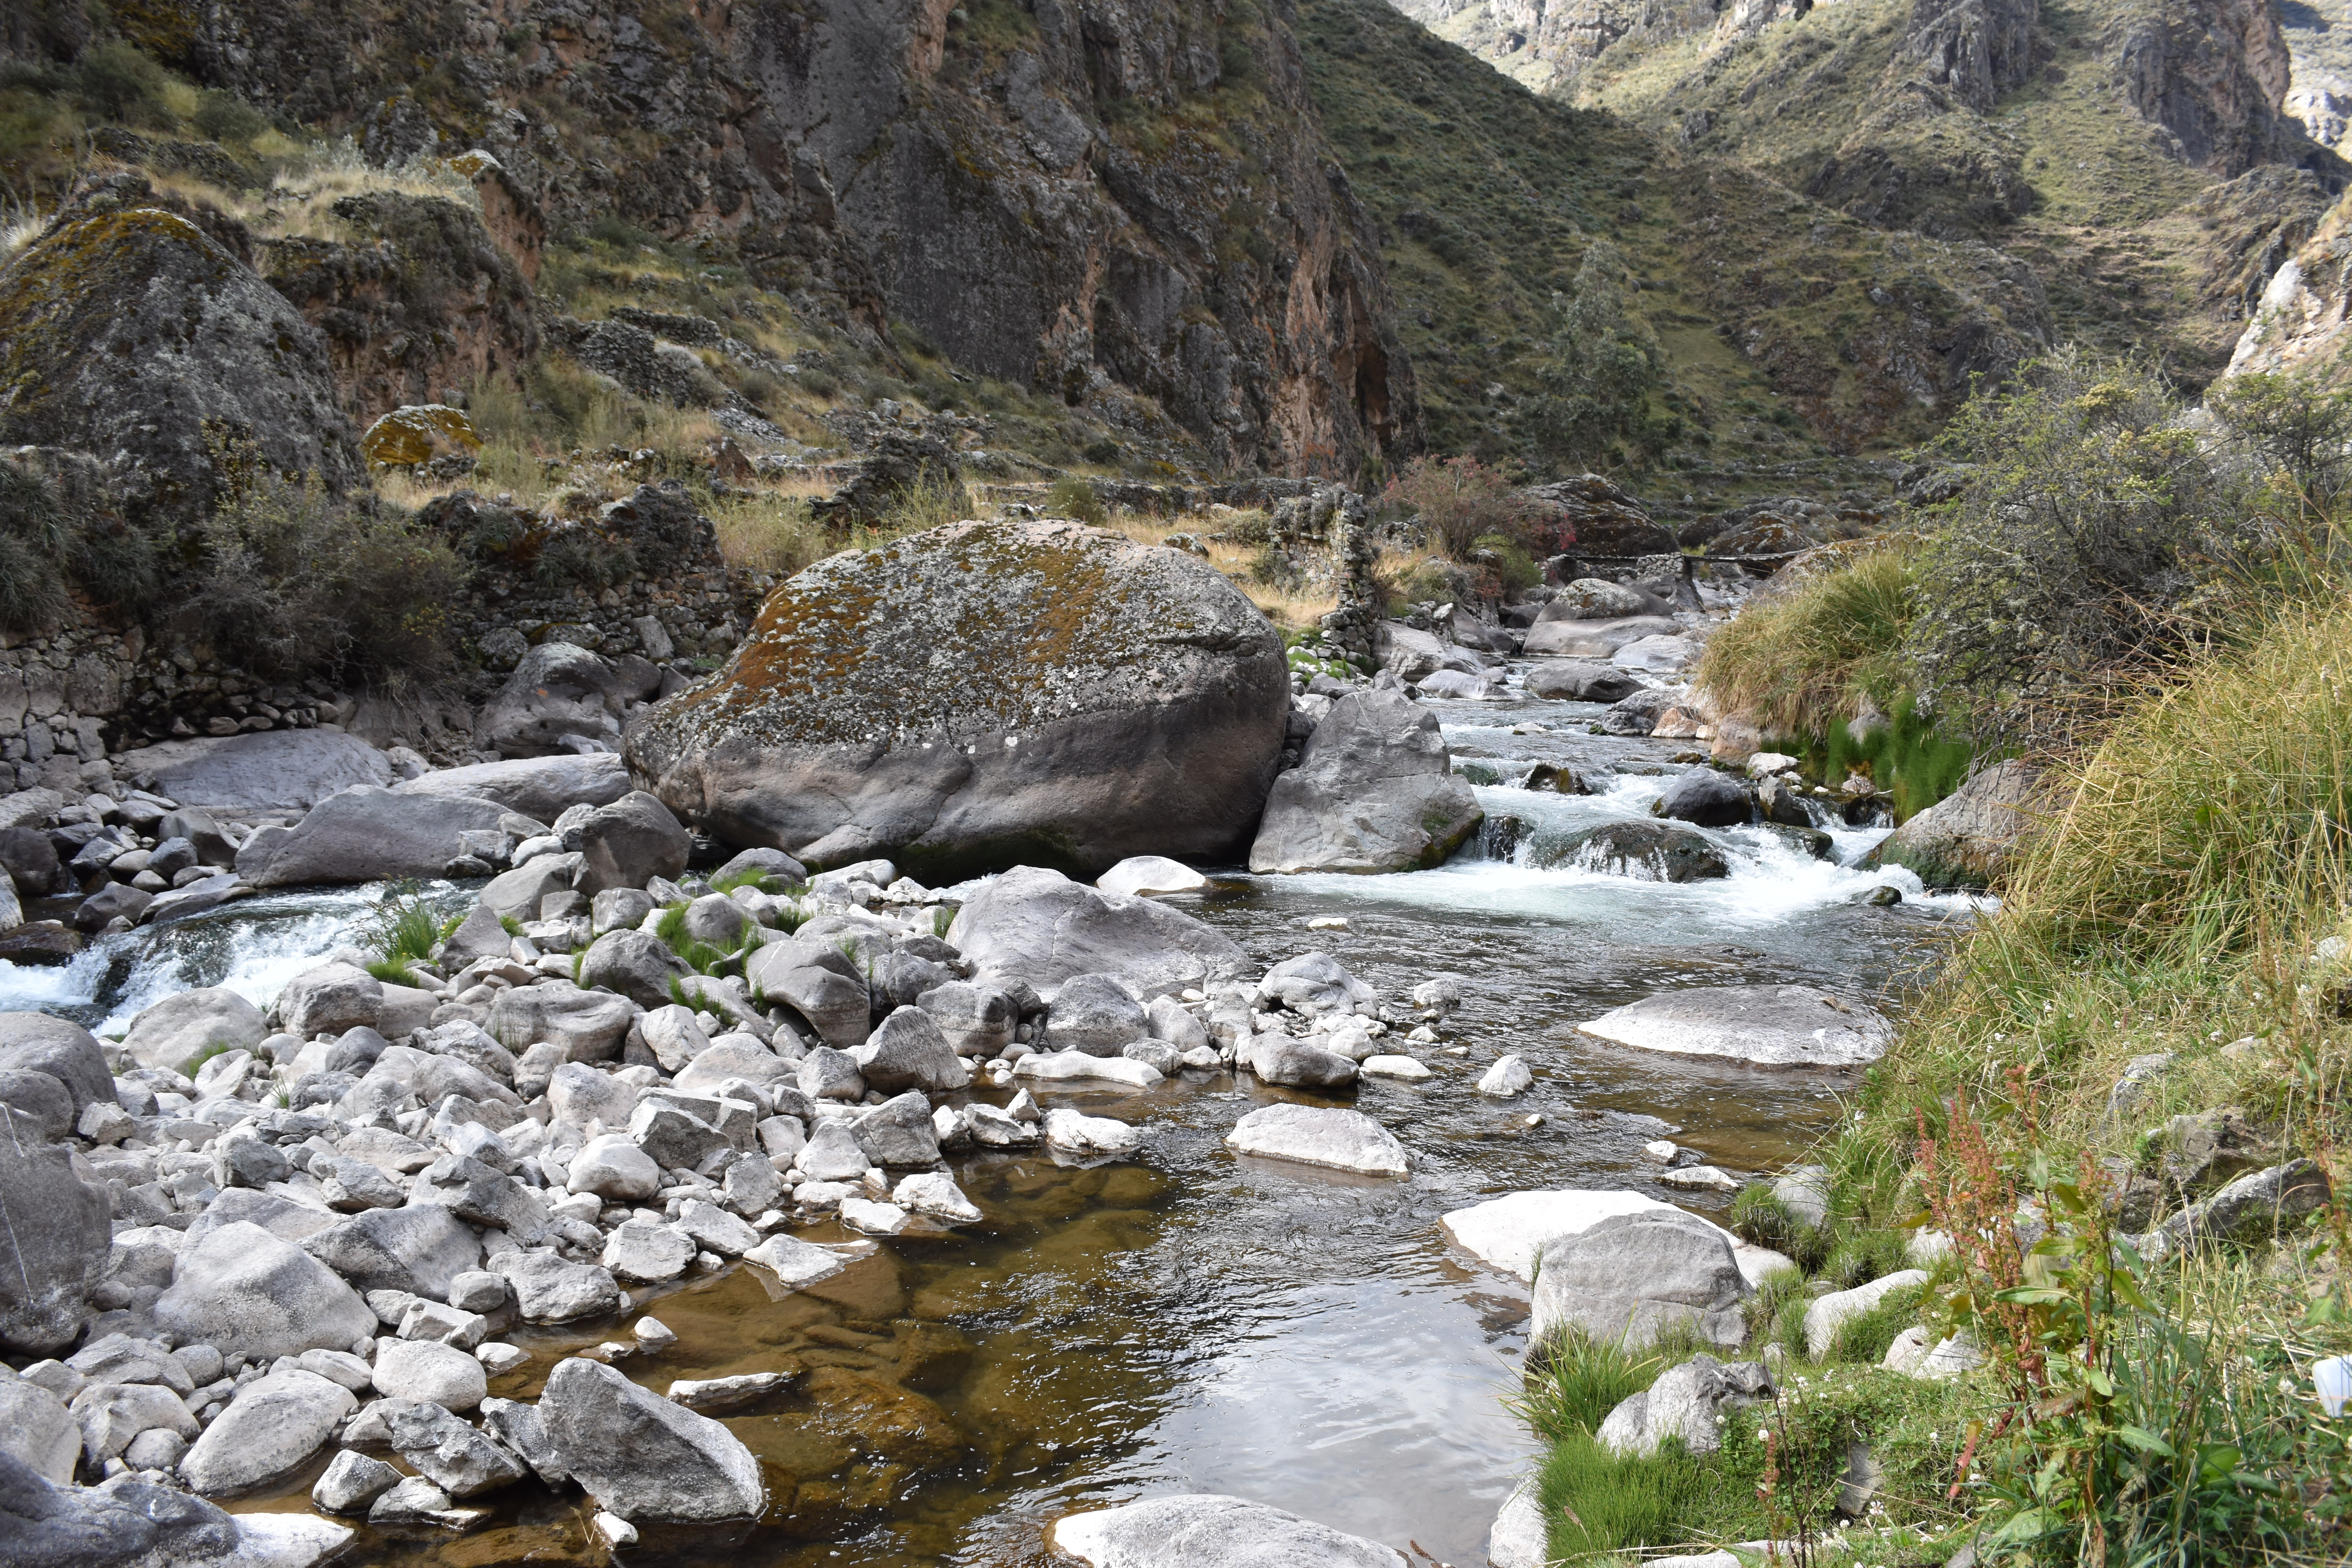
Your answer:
0,1375 -> 78,1482
947,866 -> 1247,1000
577,929 -> 690,1009
1248,688 -> 1481,874
276,964 -> 383,1038
477,641 -> 642,759
394,753 -> 633,821
152,1221 -> 375,1362
1050,1494 -> 1408,1568
1653,768 -> 1751,828
573,791 -> 691,895
0,1013 -> 112,1117
1597,1354 -> 1775,1457
0,1110 -> 109,1354
854,1007 -> 969,1092
538,1356 -> 765,1521
1526,820 -> 1728,882
1524,661 -> 1645,702
0,200 -> 361,523
1530,1209 -> 1753,1349
235,787 -> 529,887
120,988 -> 267,1073
624,519 -> 1290,878
1577,985 -> 1895,1068
1441,1189 -> 1789,1289
486,981 -> 635,1061
299,1205 -> 482,1298
179,1369 -> 357,1496
1869,759 -> 2040,889
110,731 -> 391,815
1521,614 -> 1682,658
0,1450 -> 352,1566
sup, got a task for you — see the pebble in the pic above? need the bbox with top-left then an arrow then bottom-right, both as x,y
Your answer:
633,1317 -> 678,1352
1642,1140 -> 1679,1163
1477,1055 -> 1534,1097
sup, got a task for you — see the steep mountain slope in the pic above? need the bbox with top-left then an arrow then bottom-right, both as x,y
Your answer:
1383,0 -> 2341,388
1296,0 -> 2051,485
26,0 -> 1419,476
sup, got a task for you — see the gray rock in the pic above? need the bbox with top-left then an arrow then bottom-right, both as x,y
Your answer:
1486,1481 -> 1549,1568
1654,767 -> 1751,828
181,1188 -> 338,1249
675,1198 -> 760,1257
797,1045 -> 868,1102
1145,994 -> 1209,1053
948,865 -> 1247,1000
154,1221 -> 376,1362
1526,614 -> 1682,660
69,1381 -> 198,1463
630,1101 -> 732,1171
1868,759 -> 2039,890
744,951 -> 871,1049
180,1369 -> 358,1496
372,1340 -> 489,1412
852,1091 -> 943,1167
1248,688 -> 1482,873
1241,1034 -> 1360,1089
1804,1270 -> 1928,1357
385,1399 -> 527,1497
2159,1158 -> 2333,1251
1225,1103 -> 1407,1175
0,1014 -> 113,1118
395,753 -> 633,822
479,1396 -> 569,1486
439,900 -> 512,969
367,1474 -> 477,1527
626,520 -> 1287,879
0,1105 -> 110,1354
915,980 -> 1015,1057
493,1252 -> 621,1324
1527,818 -> 1728,882
1596,1354 -> 1775,1456
679,892 -> 748,946
674,1041 -> 795,1095
568,1133 -> 662,1200
313,1449 -> 402,1514
603,1220 -> 694,1283
477,642 -> 635,760
1524,660 -> 1645,702
73,883 -> 153,932
110,731 -> 387,815
1042,972 -> 1149,1056
573,791 -> 691,896
1577,985 -> 1894,1067
0,1373 -> 79,1482
1530,1209 -> 1752,1350
539,1356 -> 765,1521
277,963 -> 384,1039
487,980 -> 635,1062
479,853 -> 586,921
0,1447 -> 353,1563
1050,1493 -> 1408,1567
236,788 -> 527,888
120,989 -> 267,1074
546,1062 -> 638,1133
854,1006 -> 969,1091
795,1120 -> 873,1181
1256,952 -> 1374,1016
578,929 -> 691,1009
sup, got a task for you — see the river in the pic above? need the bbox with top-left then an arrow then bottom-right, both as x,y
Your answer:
0,672 -> 1980,1567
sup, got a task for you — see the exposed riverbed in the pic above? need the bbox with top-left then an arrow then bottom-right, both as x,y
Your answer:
0,674 -> 1982,1567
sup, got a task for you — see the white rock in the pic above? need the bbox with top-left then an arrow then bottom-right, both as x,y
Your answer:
1095,855 -> 1208,898
1224,1103 -> 1408,1176
1642,1139 -> 1678,1163
1014,1049 -> 1164,1089
179,1370 -> 357,1496
1477,1054 -> 1533,1096
372,1338 -> 489,1412
476,1343 -> 530,1376
1577,985 -> 1893,1068
893,1172 -> 982,1223
838,1197 -> 909,1235
1657,1165 -> 1740,1192
1442,1189 -> 1787,1288
1051,1493 -> 1407,1567
1488,1481 -> 1548,1568
742,1234 -> 861,1289
1359,1054 -> 1430,1081
1804,1269 -> 1929,1357
1042,1107 -> 1143,1157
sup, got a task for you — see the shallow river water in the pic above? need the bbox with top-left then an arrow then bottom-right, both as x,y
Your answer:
0,675 -> 1981,1567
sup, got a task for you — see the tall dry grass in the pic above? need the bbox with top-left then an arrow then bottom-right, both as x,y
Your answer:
1693,538 -> 1916,739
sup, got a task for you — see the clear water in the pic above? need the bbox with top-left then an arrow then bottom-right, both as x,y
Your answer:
15,679 -> 1980,1565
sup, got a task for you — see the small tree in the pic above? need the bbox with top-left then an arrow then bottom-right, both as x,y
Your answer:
2205,369 -> 2352,507
1383,454 -> 1528,561
1523,241 -> 1671,474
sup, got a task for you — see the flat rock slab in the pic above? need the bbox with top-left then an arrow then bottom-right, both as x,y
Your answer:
1014,1049 -> 1165,1089
395,754 -> 632,822
1050,1493 -> 1408,1568
1225,1103 -> 1408,1176
1440,1189 -> 1789,1289
1577,984 -> 1893,1067
113,730 -> 392,813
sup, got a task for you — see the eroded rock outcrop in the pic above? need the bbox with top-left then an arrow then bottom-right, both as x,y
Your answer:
626,521 -> 1290,877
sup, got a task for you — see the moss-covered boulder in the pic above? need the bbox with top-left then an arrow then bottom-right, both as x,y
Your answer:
0,194 -> 360,521
624,520 -> 1290,878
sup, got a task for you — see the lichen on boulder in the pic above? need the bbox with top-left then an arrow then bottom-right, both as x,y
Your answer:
624,519 -> 1289,878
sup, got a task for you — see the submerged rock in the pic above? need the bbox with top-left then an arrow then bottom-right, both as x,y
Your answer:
1051,1493 -> 1408,1567
1577,985 -> 1894,1067
1528,819 -> 1728,882
626,520 -> 1289,878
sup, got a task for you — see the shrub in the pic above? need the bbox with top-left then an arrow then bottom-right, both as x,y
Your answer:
191,90 -> 267,144
710,491 -> 825,575
1383,454 -> 1529,561
2207,368 -> 2352,507
1046,474 -> 1108,525
74,41 -> 171,125
0,460 -> 158,633
176,453 -> 469,682
1729,1184 -> 1831,1273
1906,351 -> 2252,746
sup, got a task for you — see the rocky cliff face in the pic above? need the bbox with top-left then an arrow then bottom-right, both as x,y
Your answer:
2109,0 -> 2295,174
159,0 -> 1418,475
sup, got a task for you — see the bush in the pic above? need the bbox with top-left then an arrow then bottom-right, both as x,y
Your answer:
0,460 -> 158,633
1046,474 -> 1108,525
1907,351 -> 2252,746
74,41 -> 171,125
2207,368 -> 2352,507
175,446 -> 469,682
1729,1184 -> 1831,1273
1383,454 -> 1529,561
